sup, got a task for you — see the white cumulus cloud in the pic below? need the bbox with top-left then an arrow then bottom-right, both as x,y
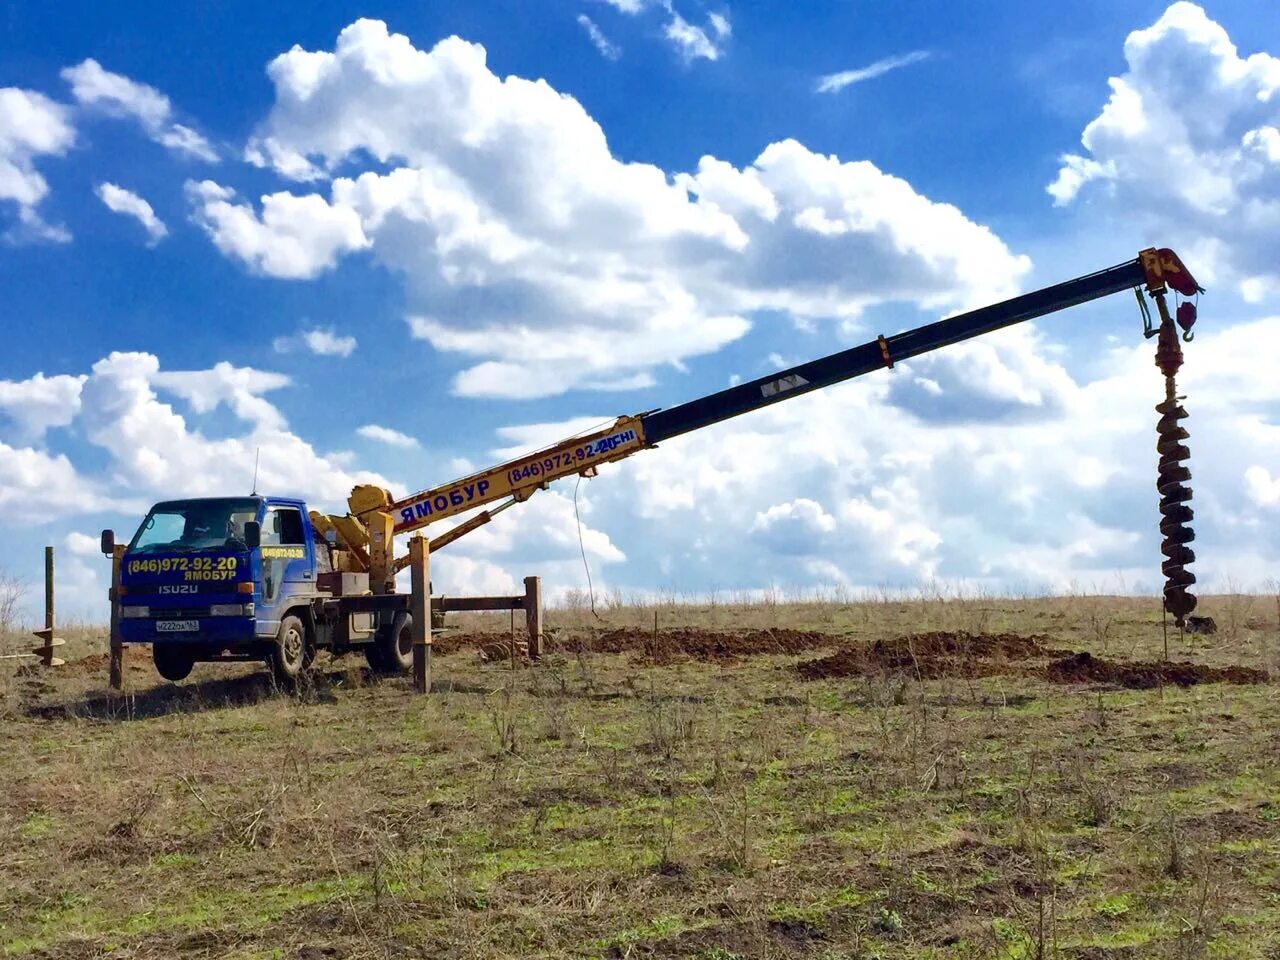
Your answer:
64,531 -> 102,556
750,498 -> 839,555
1047,3 -> 1280,295
426,555 -> 518,596
0,87 -> 75,242
150,362 -> 291,431
0,442 -> 113,517
1245,466 -> 1280,508
885,325 -> 1080,423
0,372 -> 86,441
96,182 -> 167,244
186,179 -> 369,279
72,352 -> 390,509
61,59 -> 217,162
233,20 -> 1028,398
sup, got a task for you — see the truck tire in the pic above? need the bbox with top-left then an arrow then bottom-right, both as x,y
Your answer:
269,614 -> 310,685
153,645 -> 194,682
367,612 -> 413,675
362,641 -> 386,673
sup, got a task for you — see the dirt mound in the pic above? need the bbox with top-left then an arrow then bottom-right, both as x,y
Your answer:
58,652 -> 115,677
797,631 -> 1064,681
430,631 -> 508,657
437,627 -> 837,663
48,647 -> 151,678
795,633 -> 1271,689
1045,652 -> 1268,689
870,631 -> 1066,665
593,627 -> 833,662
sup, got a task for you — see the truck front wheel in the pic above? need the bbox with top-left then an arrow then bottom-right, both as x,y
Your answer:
153,645 -> 194,682
269,614 -> 311,685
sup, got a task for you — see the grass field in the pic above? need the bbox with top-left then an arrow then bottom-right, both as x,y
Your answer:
1,592 -> 1278,959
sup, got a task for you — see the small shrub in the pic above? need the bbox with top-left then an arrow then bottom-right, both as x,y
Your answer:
488,684 -> 519,755
1093,893 -> 1133,919
872,907 -> 903,935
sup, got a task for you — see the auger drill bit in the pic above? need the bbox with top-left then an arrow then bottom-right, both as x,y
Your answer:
1151,293 -> 1197,627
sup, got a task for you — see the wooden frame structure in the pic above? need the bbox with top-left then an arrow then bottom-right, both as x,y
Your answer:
434,574 -> 544,662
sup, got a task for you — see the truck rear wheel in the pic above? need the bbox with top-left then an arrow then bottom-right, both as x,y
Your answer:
153,645 -> 194,682
269,614 -> 310,686
366,612 -> 413,675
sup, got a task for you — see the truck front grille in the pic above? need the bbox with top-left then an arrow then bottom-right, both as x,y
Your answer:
153,607 -> 210,619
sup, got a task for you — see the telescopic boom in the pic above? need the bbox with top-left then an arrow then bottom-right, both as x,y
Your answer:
326,247 -> 1202,622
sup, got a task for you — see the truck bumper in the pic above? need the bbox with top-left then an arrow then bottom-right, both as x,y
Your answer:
120,617 -> 258,647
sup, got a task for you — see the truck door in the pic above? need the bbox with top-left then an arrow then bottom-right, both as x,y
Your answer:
259,504 -> 316,626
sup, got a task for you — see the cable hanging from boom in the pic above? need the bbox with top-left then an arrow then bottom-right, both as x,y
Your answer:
574,473 -> 603,621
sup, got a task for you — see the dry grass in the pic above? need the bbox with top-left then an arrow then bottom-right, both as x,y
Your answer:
1,593 -> 1278,959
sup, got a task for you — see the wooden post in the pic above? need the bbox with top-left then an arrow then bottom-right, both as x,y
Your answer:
524,575 -> 543,660
30,546 -> 66,668
109,545 -> 124,689
409,535 -> 432,693
43,546 -> 53,651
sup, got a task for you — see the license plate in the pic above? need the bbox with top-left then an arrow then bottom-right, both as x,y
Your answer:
156,620 -> 199,633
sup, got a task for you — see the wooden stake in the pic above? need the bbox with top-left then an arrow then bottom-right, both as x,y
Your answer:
44,546 -> 53,642
31,546 -> 66,668
409,535 -> 431,694
524,576 -> 543,660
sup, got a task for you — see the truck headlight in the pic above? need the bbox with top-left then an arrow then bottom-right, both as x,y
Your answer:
120,605 -> 150,618
209,603 -> 254,617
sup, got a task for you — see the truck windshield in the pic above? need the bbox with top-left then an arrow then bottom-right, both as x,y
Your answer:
130,499 -> 259,553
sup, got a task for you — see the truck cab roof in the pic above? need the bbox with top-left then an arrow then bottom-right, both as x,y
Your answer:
149,495 -> 308,510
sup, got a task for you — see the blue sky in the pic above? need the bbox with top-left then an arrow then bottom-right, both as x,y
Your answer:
1,0 -> 1277,617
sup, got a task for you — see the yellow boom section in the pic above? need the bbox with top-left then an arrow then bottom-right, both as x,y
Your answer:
346,415 -> 649,537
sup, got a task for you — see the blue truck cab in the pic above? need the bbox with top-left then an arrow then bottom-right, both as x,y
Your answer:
106,496 -> 414,683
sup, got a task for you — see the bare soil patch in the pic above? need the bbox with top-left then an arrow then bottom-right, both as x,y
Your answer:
795,631 -> 1269,688
796,631 -> 1069,680
1044,650 -> 1268,688
443,626 -> 837,662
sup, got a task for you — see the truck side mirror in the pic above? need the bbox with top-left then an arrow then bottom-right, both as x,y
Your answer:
100,529 -> 115,556
244,521 -> 261,550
